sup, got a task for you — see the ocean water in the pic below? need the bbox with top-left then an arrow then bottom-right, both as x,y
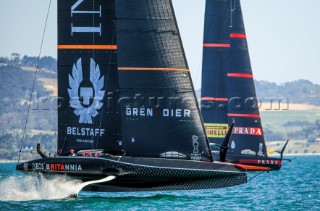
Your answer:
0,155 -> 319,210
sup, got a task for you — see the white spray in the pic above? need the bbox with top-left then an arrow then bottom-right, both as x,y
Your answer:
0,174 -> 115,201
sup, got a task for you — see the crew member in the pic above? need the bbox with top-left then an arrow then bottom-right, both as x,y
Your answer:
69,148 -> 76,156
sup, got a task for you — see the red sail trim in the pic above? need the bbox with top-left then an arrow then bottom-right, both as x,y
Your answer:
235,164 -> 270,171
203,43 -> 230,48
230,33 -> 246,39
227,73 -> 253,78
227,113 -> 260,118
201,97 -> 228,102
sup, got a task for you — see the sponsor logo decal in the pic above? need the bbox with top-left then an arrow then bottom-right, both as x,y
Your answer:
125,108 -> 191,118
32,163 -> 83,171
232,127 -> 263,136
160,151 -> 187,159
258,143 -> 264,156
191,135 -> 201,160
193,136 -> 199,154
240,159 -> 281,165
231,140 -> 236,149
71,0 -> 102,36
204,123 -> 228,138
68,58 -> 105,124
67,127 -> 105,137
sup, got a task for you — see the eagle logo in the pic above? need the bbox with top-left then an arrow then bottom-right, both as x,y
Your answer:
68,58 -> 105,124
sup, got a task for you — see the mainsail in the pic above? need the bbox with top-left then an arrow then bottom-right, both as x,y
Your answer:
116,0 -> 212,160
226,0 -> 266,156
57,0 -> 121,154
201,0 -> 284,169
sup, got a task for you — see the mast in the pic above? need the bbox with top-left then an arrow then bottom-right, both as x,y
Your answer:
116,0 -> 212,161
57,0 -> 121,155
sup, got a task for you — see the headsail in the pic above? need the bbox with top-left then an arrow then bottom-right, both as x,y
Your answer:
201,0 -> 232,154
201,0 -> 267,159
57,0 -> 121,154
116,0 -> 212,161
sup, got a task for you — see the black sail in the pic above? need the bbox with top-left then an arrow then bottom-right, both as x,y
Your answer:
201,0 -> 267,158
227,0 -> 266,156
116,0 -> 212,161
57,0 -> 120,154
201,0 -> 231,151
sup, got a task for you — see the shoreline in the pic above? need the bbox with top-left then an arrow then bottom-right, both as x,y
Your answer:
283,153 -> 320,156
0,160 -> 27,163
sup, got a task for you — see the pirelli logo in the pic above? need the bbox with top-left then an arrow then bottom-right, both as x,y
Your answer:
204,123 -> 228,138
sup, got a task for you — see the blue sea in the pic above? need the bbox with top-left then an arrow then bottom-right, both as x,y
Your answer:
0,155 -> 319,210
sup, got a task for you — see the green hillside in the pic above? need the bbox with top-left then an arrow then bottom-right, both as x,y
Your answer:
0,55 -> 57,160
255,79 -> 320,105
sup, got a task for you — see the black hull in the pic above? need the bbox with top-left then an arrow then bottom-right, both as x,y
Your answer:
226,154 -> 282,171
16,155 -> 247,192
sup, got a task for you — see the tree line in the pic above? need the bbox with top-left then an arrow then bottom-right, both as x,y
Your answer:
0,53 -> 57,71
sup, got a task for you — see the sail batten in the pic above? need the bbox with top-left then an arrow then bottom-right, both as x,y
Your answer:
203,43 -> 230,48
230,33 -> 246,38
227,73 -> 253,78
201,97 -> 229,102
227,113 -> 260,118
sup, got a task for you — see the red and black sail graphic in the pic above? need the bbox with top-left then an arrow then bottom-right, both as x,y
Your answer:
116,0 -> 212,161
227,0 -> 267,156
57,0 -> 121,154
201,0 -> 268,159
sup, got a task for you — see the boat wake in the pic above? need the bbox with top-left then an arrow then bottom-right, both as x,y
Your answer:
0,174 -> 115,201
78,176 -> 115,190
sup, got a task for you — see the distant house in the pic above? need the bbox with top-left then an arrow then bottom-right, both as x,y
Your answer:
11,53 -> 20,61
11,53 -> 21,66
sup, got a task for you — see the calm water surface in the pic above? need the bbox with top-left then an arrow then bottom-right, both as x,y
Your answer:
0,155 -> 319,210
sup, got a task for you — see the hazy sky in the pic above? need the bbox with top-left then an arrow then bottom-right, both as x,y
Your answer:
1,0 -> 320,89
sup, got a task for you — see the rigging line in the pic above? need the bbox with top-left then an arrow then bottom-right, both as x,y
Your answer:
230,0 -> 236,28
248,170 -> 267,181
61,109 -> 69,154
91,0 -> 95,150
230,0 -> 233,27
193,61 -> 202,94
17,0 -> 52,164
92,0 -> 96,58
